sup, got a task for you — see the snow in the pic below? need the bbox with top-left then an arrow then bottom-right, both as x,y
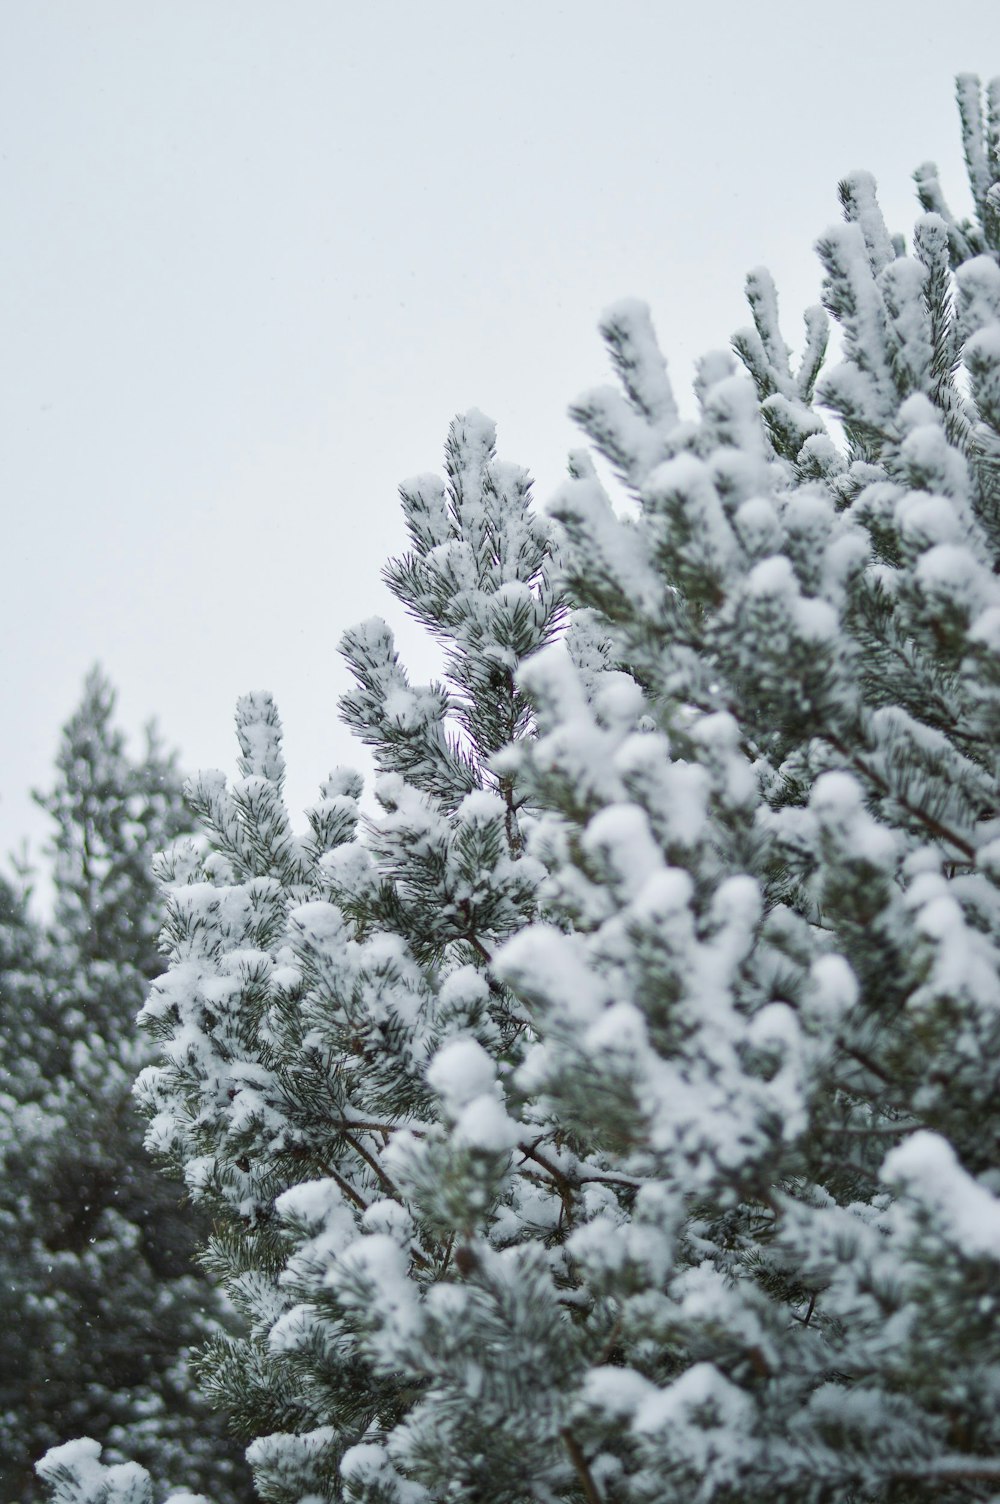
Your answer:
598,298 -> 679,427
584,999 -> 649,1060
970,603 -> 1000,651
362,1198 -> 414,1242
276,1176 -> 357,1233
36,1441 -> 158,1504
690,712 -> 756,808
807,953 -> 859,1020
548,470 -> 664,612
331,1234 -> 425,1344
453,1095 -> 520,1152
340,1443 -> 430,1504
456,788 -> 507,824
956,255 -> 1000,337
884,1132 -> 1000,1258
895,492 -> 963,547
583,1364 -> 653,1416
745,553 -> 796,597
810,772 -> 897,866
965,320 -> 1000,377
36,1438 -> 104,1482
839,169 -> 895,274
733,495 -> 781,555
746,1002 -> 807,1138
246,1428 -> 338,1493
792,594 -> 838,641
428,1038 -> 519,1151
497,925 -> 608,1025
744,553 -> 839,638
583,804 -> 664,899
613,736 -> 710,848
427,1037 -> 497,1110
916,543 -> 996,615
632,1361 -> 758,1489
631,865 -> 695,926
645,452 -> 739,576
398,472 -> 452,552
592,669 -> 645,728
236,692 -> 286,784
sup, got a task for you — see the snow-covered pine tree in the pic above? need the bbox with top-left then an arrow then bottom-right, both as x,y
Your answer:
0,862 -> 51,1100
489,73 -> 1000,1502
0,670 -> 249,1503
41,75 -> 1000,1504
116,413 -> 562,1503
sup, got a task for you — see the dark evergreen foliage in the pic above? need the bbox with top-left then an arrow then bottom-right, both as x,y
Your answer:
0,670 -> 250,1502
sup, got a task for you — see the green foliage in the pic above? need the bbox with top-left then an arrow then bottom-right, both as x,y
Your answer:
131,415 -> 561,1502
0,670 -> 249,1503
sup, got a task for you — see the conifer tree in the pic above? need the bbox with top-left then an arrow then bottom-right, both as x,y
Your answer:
0,671 -> 249,1503
122,414 -> 561,1504
495,73 -> 1000,1502
41,76 -> 1000,1504
0,864 -> 49,1098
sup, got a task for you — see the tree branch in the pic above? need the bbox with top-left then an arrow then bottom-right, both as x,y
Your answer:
561,1428 -> 604,1504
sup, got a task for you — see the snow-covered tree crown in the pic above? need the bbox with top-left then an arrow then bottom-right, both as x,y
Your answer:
41,74 -> 1000,1504
124,414 -> 564,1502
501,72 -> 1000,1502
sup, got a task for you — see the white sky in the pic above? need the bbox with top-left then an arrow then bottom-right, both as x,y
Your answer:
1,1 -> 992,889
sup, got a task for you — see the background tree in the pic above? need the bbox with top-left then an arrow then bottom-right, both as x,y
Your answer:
0,862 -> 49,1098
0,669 -> 250,1502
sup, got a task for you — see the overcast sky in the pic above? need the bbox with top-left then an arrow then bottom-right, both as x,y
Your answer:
2,2 -> 992,891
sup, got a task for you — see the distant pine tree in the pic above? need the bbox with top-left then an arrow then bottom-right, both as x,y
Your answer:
0,863 -> 50,1097
0,670 -> 250,1502
38,76 -> 1000,1504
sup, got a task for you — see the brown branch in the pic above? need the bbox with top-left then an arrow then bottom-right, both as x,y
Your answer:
437,1230 -> 456,1279
320,1163 -> 370,1215
578,1171 -> 647,1190
839,1042 -> 893,1085
518,1142 -> 578,1228
517,1141 -> 644,1193
825,732 -> 976,861
341,1117 -> 423,1136
342,1131 -> 403,1203
518,1141 -> 572,1184
595,1316 -> 624,1366
798,1291 -> 817,1327
466,933 -> 494,965
561,1428 -> 604,1504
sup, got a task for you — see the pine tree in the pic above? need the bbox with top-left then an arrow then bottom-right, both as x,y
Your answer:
495,73 -> 1000,1501
121,414 -> 561,1504
0,863 -> 50,1097
0,670 -> 249,1503
41,75 -> 1000,1504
